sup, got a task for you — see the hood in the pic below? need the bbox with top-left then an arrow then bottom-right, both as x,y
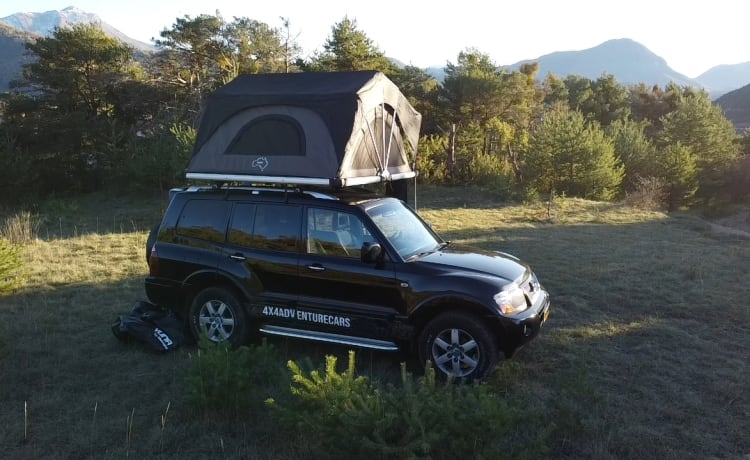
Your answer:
416,244 -> 528,284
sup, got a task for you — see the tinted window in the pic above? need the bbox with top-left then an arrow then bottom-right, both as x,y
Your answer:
225,115 -> 305,156
227,203 -> 256,247
306,208 -> 372,258
251,204 -> 301,252
175,200 -> 229,243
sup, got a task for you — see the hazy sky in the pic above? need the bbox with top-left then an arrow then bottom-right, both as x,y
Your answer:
2,1 -> 748,78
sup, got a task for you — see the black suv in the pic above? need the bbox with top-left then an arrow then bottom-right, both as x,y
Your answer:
145,185 -> 550,379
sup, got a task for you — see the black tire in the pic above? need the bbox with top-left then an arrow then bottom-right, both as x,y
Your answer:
146,224 -> 159,263
418,311 -> 499,381
188,287 -> 249,347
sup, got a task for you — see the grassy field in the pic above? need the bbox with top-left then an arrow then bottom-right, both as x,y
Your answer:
0,186 -> 748,459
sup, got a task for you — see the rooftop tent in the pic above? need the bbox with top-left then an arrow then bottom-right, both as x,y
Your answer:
186,71 -> 422,187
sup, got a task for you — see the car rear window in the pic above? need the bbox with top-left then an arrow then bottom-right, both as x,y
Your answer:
175,200 -> 230,243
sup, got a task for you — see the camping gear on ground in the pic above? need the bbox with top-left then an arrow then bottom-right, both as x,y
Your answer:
111,300 -> 184,352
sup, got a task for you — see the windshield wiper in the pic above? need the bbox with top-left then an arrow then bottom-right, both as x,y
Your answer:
405,242 -> 448,262
405,251 -> 429,262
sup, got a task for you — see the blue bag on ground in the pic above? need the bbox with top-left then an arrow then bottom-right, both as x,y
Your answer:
112,301 -> 184,352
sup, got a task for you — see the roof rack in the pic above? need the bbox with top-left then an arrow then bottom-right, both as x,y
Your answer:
185,172 -> 416,189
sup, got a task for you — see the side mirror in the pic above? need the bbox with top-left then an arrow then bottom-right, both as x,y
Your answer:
361,242 -> 382,263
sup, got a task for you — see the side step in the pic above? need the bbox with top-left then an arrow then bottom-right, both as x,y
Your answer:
259,325 -> 399,351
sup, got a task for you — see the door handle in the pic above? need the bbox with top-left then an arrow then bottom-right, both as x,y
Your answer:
229,253 -> 246,261
306,264 -> 325,272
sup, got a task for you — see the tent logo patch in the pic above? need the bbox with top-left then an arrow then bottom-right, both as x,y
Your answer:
252,156 -> 269,171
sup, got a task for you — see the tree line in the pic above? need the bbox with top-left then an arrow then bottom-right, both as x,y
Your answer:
0,13 -> 748,208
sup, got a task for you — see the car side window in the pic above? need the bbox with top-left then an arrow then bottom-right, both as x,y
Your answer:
175,200 -> 230,243
306,208 -> 371,258
237,204 -> 301,252
227,203 -> 256,247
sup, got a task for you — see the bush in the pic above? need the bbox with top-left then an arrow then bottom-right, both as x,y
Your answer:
118,123 -> 194,192
468,153 -> 514,200
724,155 -> 750,204
184,339 -> 286,419
416,134 -> 449,184
622,176 -> 667,211
0,237 -> 23,294
268,351 -> 547,460
0,134 -> 34,204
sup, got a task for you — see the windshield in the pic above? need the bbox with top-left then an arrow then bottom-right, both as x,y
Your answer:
366,200 -> 442,260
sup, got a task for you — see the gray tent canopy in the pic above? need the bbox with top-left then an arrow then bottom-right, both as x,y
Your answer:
186,71 -> 422,188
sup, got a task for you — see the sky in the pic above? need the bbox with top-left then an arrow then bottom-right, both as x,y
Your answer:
2,1 -> 749,78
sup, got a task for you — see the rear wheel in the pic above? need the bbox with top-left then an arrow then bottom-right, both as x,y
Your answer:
418,311 -> 499,380
189,287 -> 249,347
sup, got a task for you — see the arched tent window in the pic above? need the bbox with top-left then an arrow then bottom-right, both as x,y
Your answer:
225,115 -> 306,156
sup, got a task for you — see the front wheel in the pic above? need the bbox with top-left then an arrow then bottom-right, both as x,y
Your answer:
189,287 -> 249,347
418,311 -> 499,380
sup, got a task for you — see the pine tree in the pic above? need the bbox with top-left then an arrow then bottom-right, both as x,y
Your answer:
658,90 -> 739,201
307,17 -> 394,73
525,104 -> 624,200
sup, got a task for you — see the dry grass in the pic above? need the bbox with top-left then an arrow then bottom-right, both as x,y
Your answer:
1,211 -> 41,245
418,185 -> 750,459
1,187 -> 749,459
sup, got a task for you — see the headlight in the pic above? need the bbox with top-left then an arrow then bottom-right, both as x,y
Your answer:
493,283 -> 528,315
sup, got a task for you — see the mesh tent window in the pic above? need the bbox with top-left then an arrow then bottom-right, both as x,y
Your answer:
225,115 -> 306,156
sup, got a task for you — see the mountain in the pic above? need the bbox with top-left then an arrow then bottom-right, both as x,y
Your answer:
0,23 -> 35,92
715,83 -> 750,132
695,62 -> 750,98
425,66 -> 446,82
0,5 -> 153,52
507,38 -> 700,88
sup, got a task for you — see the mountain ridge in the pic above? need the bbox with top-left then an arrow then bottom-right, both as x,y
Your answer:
1,6 -> 750,105
0,5 -> 154,52
695,62 -> 750,97
0,23 -> 36,92
505,38 -> 699,88
715,83 -> 750,132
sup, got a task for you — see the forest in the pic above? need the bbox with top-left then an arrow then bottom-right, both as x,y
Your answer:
0,13 -> 748,209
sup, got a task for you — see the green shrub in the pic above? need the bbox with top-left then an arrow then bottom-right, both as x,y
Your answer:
469,153 -> 514,200
0,133 -> 34,204
120,123 -> 194,192
416,134 -> 449,184
184,339 -> 286,419
0,236 -> 22,294
268,351 -> 548,460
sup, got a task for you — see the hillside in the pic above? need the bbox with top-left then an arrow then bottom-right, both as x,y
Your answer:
715,82 -> 750,132
507,38 -> 699,88
0,23 -> 35,92
696,62 -> 750,99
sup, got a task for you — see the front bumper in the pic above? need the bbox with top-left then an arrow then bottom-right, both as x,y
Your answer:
499,288 -> 550,355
